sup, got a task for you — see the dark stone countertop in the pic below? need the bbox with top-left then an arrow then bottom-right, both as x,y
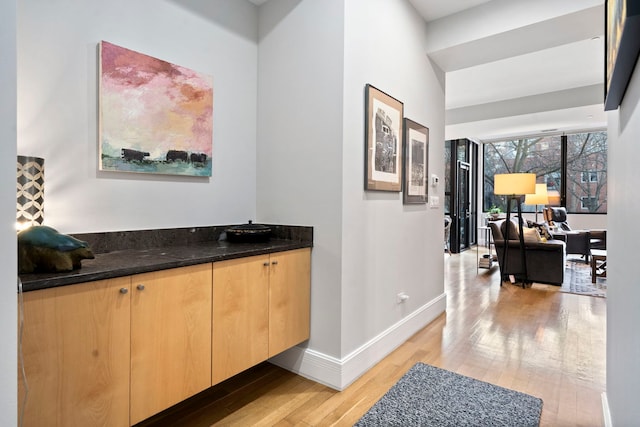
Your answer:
19,224 -> 313,292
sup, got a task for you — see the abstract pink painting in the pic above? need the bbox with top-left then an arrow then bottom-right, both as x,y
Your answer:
99,41 -> 213,176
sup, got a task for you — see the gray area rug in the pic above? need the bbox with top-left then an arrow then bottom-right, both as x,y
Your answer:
561,259 -> 606,297
355,363 -> 542,427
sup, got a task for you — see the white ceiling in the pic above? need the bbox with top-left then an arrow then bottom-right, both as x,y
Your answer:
408,0 -> 493,22
446,38 -> 604,109
249,0 -> 607,141
410,0 -> 606,140
249,0 -> 494,17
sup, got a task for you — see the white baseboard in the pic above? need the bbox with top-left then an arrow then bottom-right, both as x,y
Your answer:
602,392 -> 612,427
269,292 -> 447,390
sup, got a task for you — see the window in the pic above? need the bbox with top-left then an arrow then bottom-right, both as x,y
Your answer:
581,197 -> 597,210
581,171 -> 598,182
566,132 -> 607,213
483,131 -> 607,214
483,135 -> 561,214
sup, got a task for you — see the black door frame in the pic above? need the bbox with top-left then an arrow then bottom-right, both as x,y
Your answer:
445,139 -> 478,253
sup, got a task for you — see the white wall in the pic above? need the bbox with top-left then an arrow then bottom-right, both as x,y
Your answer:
0,0 -> 17,424
341,0 -> 445,355
17,0 -> 445,394
606,56 -> 640,426
17,0 -> 259,234
259,0 -> 445,389
257,0 -> 345,359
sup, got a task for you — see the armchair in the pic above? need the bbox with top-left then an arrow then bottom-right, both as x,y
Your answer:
543,207 -> 605,263
489,219 -> 566,286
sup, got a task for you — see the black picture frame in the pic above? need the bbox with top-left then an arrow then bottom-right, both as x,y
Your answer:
604,0 -> 640,111
364,84 -> 404,192
402,118 -> 429,204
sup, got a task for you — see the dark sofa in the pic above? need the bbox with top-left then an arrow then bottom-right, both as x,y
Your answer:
489,219 -> 566,286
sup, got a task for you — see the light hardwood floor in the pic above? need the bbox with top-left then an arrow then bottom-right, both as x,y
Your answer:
139,248 -> 606,426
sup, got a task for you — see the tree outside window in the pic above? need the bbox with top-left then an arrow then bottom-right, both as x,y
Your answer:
483,131 -> 607,214
483,135 -> 561,213
567,132 -> 607,213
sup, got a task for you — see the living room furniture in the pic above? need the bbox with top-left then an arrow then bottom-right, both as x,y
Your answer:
589,229 -> 607,251
543,206 -> 605,263
551,229 -> 591,263
444,215 -> 452,255
489,219 -> 566,286
524,183 -> 549,223
591,249 -> 607,283
477,225 -> 495,273
494,173 -> 536,286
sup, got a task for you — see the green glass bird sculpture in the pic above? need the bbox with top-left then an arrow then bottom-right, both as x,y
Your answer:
18,225 -> 95,274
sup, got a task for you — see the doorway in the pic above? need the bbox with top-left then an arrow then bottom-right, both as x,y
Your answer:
445,139 -> 478,253
457,161 -> 472,251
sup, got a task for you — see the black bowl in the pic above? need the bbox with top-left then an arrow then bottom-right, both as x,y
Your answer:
225,221 -> 271,243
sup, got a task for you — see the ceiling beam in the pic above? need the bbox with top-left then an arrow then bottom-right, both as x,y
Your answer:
427,5 -> 603,72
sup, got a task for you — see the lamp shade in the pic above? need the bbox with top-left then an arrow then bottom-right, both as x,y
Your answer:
17,155 -> 44,230
547,190 -> 561,206
524,183 -> 549,205
494,173 -> 536,196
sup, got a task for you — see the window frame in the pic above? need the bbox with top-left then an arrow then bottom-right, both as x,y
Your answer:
482,129 -> 607,215
581,171 -> 598,183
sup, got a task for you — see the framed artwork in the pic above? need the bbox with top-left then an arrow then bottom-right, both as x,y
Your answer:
364,84 -> 404,191
99,41 -> 213,176
604,0 -> 640,111
402,118 -> 429,204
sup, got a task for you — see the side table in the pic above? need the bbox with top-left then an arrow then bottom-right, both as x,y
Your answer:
477,226 -> 495,273
590,249 -> 607,283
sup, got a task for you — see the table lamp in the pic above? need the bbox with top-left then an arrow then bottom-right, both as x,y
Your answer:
524,183 -> 549,223
494,173 -> 536,286
17,155 -> 45,231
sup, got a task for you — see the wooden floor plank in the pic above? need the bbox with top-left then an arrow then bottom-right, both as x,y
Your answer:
138,249 -> 606,427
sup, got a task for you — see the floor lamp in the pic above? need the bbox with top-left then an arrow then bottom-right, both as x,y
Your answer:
524,183 -> 549,223
494,173 -> 536,286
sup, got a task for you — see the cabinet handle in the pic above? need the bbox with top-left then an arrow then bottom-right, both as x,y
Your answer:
271,260 -> 278,265
137,284 -> 145,291
263,262 -> 269,267
119,288 -> 128,294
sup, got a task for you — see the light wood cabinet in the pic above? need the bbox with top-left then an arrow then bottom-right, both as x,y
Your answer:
19,248 -> 309,426
269,248 -> 311,357
212,248 -> 311,384
19,277 -> 131,427
130,263 -> 212,425
19,264 -> 212,427
212,255 -> 269,384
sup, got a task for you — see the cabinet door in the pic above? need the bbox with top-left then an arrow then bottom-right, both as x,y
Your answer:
212,255 -> 269,385
130,264 -> 212,425
269,248 -> 311,357
19,277 -> 131,427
